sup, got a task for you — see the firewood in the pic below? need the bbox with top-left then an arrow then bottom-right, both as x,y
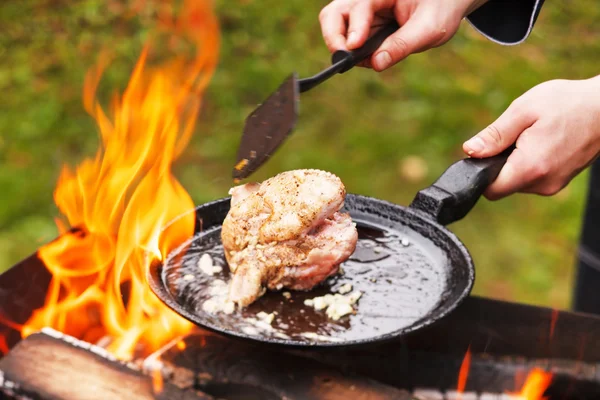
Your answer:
0,329 -> 212,400
146,333 -> 419,400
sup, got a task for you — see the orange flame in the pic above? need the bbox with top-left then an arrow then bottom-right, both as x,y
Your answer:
457,346 -> 471,397
0,335 -> 8,355
457,348 -> 552,399
20,0 -> 219,361
508,368 -> 553,399
152,368 -> 164,393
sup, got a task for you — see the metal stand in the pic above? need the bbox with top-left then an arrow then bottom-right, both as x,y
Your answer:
573,158 -> 600,314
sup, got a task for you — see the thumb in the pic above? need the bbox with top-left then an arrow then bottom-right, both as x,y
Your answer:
463,104 -> 536,158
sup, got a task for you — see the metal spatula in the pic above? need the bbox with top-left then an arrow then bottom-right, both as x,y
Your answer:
232,21 -> 400,181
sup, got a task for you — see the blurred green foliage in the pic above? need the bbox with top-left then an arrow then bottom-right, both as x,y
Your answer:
1,0 -> 599,309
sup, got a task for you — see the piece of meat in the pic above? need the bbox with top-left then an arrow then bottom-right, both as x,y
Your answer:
221,169 -> 358,307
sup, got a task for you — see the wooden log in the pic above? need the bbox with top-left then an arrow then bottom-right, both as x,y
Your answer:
0,328 -> 212,400
145,333 -> 418,400
0,252 -> 52,350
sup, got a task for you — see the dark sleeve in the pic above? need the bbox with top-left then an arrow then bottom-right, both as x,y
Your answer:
465,0 -> 545,45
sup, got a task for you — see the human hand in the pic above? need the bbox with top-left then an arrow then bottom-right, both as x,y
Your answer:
319,0 -> 488,71
463,77 -> 600,200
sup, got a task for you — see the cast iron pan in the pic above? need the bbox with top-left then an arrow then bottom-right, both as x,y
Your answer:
148,148 -> 513,348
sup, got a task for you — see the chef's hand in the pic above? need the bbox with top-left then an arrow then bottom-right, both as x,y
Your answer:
319,0 -> 488,71
463,77 -> 600,200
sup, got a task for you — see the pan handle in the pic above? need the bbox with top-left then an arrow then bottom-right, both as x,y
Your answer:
409,145 -> 515,226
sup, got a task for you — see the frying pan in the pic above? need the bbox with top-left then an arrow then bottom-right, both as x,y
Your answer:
148,147 -> 513,348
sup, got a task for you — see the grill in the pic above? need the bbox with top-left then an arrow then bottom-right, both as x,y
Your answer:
1,245 -> 600,399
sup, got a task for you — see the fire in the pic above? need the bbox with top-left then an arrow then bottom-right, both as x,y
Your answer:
507,368 -> 553,400
152,368 -> 164,393
0,336 -> 8,355
457,346 -> 471,396
457,349 -> 553,400
20,0 -> 219,361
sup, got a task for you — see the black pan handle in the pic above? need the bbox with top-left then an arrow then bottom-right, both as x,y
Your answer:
331,21 -> 400,73
409,145 -> 515,226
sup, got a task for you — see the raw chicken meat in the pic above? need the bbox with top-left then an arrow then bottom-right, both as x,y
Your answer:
221,169 -> 358,307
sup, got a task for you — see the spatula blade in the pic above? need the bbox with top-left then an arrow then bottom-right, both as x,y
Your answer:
233,74 -> 299,181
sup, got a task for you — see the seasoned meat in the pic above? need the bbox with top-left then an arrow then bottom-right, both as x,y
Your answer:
221,169 -> 358,307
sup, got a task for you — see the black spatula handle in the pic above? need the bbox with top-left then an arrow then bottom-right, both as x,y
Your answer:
331,21 -> 401,73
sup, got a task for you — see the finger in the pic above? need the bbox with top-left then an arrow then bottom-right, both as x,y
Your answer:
369,16 -> 440,71
354,23 -> 390,68
346,1 -> 375,49
347,0 -> 397,48
519,179 -> 564,197
463,101 -> 536,158
319,3 -> 350,52
483,146 -> 531,200
518,161 -> 588,197
483,129 -> 554,200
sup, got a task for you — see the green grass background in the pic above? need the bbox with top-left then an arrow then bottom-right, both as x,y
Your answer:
1,0 -> 599,309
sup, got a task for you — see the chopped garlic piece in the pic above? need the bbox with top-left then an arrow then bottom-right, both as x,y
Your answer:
198,254 -> 214,275
313,296 -> 330,311
256,311 -> 275,325
274,332 -> 290,340
347,291 -> 362,305
183,274 -> 194,281
282,291 -> 291,299
338,283 -> 352,294
202,279 -> 234,315
326,302 -> 354,321
242,326 -> 258,335
223,301 -> 235,314
243,312 -> 276,333
304,290 -> 363,321
373,246 -> 384,253
202,299 -> 218,313
208,280 -> 228,296
212,265 -> 222,274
